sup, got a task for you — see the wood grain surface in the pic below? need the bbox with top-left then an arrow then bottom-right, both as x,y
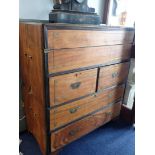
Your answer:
48,44 -> 132,73
50,85 -> 125,130
19,21 -> 134,155
49,69 -> 97,106
51,101 -> 122,152
98,62 -> 130,90
20,23 -> 46,155
47,30 -> 134,49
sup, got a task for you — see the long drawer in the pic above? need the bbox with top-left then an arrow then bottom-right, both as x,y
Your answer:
47,29 -> 134,49
50,85 -> 125,130
49,68 -> 97,107
51,101 -> 122,152
98,62 -> 130,90
48,44 -> 131,73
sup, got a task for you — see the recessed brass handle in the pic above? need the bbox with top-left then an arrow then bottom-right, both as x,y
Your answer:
70,82 -> 81,89
106,112 -> 112,117
54,32 -> 59,38
108,94 -> 113,98
69,106 -> 80,114
106,112 -> 112,116
112,72 -> 119,78
91,93 -> 97,97
69,128 -> 81,136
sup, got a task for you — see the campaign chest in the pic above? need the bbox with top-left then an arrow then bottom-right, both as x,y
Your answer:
19,21 -> 134,155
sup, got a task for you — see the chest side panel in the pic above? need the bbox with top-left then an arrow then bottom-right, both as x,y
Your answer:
20,23 -> 46,155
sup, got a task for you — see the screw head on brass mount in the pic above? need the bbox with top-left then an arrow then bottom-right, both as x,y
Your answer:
49,0 -> 101,24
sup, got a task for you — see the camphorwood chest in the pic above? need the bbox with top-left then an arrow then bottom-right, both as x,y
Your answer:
19,20 -> 134,155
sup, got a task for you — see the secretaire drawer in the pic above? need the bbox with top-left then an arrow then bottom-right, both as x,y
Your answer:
49,68 -> 97,106
51,101 -> 122,152
98,62 -> 130,90
48,44 -> 132,73
46,29 -> 134,49
50,85 -> 125,130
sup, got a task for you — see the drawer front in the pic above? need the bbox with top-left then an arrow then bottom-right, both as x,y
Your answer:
50,85 -> 125,130
51,101 -> 122,152
48,44 -> 131,73
98,62 -> 130,90
49,69 -> 97,106
47,30 -> 134,49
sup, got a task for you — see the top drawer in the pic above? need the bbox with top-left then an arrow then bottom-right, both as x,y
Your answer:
46,29 -> 134,49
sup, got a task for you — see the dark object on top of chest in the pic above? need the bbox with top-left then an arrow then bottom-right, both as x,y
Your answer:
53,0 -> 95,13
49,0 -> 101,24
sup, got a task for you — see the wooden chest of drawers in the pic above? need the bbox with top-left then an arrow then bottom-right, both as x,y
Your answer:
19,21 -> 134,155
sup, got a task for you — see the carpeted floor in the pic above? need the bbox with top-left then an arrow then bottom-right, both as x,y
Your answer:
19,120 -> 135,155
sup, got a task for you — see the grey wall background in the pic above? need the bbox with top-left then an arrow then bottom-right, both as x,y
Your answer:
19,0 -> 105,21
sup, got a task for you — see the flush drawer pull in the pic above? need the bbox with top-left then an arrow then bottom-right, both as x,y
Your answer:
70,82 -> 81,89
68,128 -> 81,136
69,106 -> 80,114
112,72 -> 119,78
108,94 -> 113,98
106,112 -> 112,116
53,32 -> 59,38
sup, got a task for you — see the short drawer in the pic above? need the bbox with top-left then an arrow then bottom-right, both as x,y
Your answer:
50,85 -> 125,130
48,44 -> 132,73
51,101 -> 122,152
49,68 -> 97,106
98,62 -> 130,90
47,29 -> 134,49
